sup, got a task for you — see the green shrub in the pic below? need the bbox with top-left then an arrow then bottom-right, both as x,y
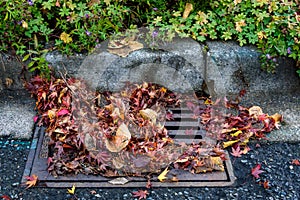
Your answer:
148,0 -> 300,73
0,0 -> 299,77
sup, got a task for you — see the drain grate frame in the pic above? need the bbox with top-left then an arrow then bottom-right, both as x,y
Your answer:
23,107 -> 236,188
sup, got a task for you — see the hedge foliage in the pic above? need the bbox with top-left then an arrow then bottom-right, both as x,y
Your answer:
0,0 -> 299,76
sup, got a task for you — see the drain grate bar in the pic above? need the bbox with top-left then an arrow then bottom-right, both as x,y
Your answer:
23,107 -> 236,188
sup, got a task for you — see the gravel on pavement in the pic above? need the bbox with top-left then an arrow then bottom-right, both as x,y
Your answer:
0,136 -> 299,200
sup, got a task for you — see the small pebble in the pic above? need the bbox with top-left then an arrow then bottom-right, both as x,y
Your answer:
12,182 -> 19,187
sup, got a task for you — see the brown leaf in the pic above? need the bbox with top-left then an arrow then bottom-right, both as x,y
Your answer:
24,174 -> 38,189
105,123 -> 131,152
248,106 -> 263,118
5,78 -> 13,88
263,180 -> 270,189
108,38 -> 143,57
183,3 -> 193,19
139,108 -> 158,124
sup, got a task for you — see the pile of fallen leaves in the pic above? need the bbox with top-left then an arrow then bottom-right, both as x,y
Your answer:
26,75 -> 282,194
186,91 -> 282,157
26,75 -> 226,181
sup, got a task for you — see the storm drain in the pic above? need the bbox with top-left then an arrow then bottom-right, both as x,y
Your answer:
23,107 -> 236,188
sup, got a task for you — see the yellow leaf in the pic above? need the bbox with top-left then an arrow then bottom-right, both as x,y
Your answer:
160,87 -> 167,93
22,20 -> 28,29
183,3 -> 193,19
158,167 -> 169,182
204,99 -> 213,105
270,113 -> 282,123
104,0 -> 110,5
48,109 -> 56,119
67,184 -> 76,194
25,174 -> 38,189
230,130 -> 242,137
60,32 -> 73,44
257,31 -> 267,40
221,128 -> 237,134
240,138 -> 249,146
223,140 -> 239,148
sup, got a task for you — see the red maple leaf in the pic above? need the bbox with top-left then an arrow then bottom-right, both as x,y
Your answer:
0,195 -> 11,200
132,190 -> 149,200
166,112 -> 174,120
230,145 -> 243,157
57,109 -> 70,117
251,164 -> 264,179
262,180 -> 270,189
291,159 -> 300,166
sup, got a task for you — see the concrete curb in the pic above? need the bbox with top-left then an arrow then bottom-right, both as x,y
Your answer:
0,37 -> 299,141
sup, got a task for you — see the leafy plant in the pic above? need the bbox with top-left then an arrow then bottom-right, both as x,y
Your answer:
1,0 -> 299,77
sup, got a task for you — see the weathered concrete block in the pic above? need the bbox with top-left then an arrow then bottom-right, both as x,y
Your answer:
205,41 -> 300,97
76,37 -> 205,94
0,53 -> 27,91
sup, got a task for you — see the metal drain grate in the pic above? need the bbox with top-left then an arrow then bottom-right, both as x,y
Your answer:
23,107 -> 236,188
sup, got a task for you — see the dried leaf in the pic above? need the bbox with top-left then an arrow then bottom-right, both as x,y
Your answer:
205,156 -> 224,171
57,109 -> 69,117
139,108 -> 158,124
5,78 -> 13,88
33,116 -> 38,123
0,195 -> 11,200
108,38 -> 143,57
47,109 -> 56,119
231,145 -> 243,157
67,184 -> 76,194
291,159 -> 300,166
24,174 -> 38,189
132,190 -> 149,200
223,140 -> 239,148
175,157 -> 189,163
158,167 -> 169,182
230,130 -> 242,137
105,123 -> 131,152
183,3 -> 193,19
108,177 -> 129,185
90,190 -> 97,195
249,106 -> 263,118
251,164 -> 264,179
262,180 -> 270,189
